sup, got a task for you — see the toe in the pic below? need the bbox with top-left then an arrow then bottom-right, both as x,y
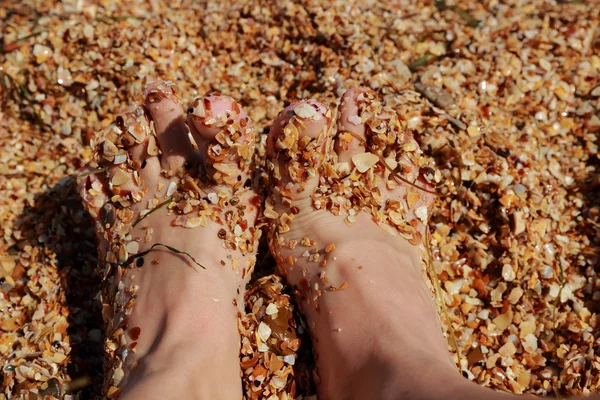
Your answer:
95,101 -> 163,204
266,100 -> 332,213
267,100 -> 331,168
186,94 -> 255,191
144,81 -> 195,172
97,102 -> 155,171
334,88 -> 421,184
119,103 -> 160,175
335,88 -> 371,164
78,167 -> 109,219
271,100 -> 330,141
78,167 -> 112,256
332,88 -> 437,241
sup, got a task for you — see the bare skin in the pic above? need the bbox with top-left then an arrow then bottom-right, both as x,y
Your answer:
79,81 -> 259,399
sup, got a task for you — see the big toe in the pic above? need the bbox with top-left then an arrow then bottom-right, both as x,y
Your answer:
266,100 -> 332,215
145,80 -> 196,174
187,94 -> 256,192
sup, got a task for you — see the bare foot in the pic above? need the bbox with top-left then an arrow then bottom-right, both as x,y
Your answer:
78,81 -> 259,399
265,88 -> 455,398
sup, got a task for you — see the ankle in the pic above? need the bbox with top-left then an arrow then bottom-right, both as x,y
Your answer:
314,344 -> 457,400
300,242 -> 455,398
120,337 -> 241,399
367,353 -> 461,400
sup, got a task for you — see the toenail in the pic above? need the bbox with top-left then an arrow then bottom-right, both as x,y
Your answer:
145,80 -> 176,103
293,103 -> 320,120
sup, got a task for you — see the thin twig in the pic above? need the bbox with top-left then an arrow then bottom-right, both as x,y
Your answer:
79,167 -> 108,178
124,243 -> 205,270
453,8 -> 480,27
435,0 -> 480,27
408,54 -> 434,72
552,251 -> 566,346
0,71 -> 50,133
0,71 -> 8,98
94,15 -> 140,24
132,198 -> 173,227
345,131 -> 442,196
42,163 -> 68,185
18,83 -> 46,129
1,30 -> 44,53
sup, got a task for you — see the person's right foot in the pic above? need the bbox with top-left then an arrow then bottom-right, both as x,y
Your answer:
78,81 -> 259,399
265,88 -> 452,398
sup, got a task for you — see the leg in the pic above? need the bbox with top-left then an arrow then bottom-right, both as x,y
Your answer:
264,88 -> 520,399
78,81 -> 259,399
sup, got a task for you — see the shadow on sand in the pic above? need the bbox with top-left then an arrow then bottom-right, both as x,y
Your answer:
14,175 -> 104,398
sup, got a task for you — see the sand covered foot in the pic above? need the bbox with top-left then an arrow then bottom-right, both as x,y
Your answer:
265,89 -> 451,398
78,81 -> 259,399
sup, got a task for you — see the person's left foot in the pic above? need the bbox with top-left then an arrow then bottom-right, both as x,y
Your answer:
78,81 -> 259,399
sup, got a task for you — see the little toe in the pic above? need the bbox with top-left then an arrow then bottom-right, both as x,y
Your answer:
334,89 -> 438,242
335,89 -> 421,185
335,88 -> 372,164
144,81 -> 195,173
113,102 -> 157,169
77,167 -> 112,257
78,167 -> 109,219
186,94 -> 255,191
94,101 -> 165,205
